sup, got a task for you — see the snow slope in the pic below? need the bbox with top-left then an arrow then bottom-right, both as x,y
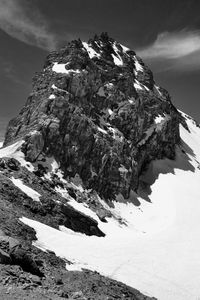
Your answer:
21,113 -> 200,300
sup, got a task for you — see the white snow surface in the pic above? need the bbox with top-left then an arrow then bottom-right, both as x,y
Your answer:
112,54 -> 123,66
154,84 -> 163,97
134,81 -> 143,90
120,44 -> 129,52
52,62 -> 80,74
134,58 -> 143,72
11,177 -> 41,202
112,43 -> 123,66
97,126 -> 107,135
51,84 -> 57,90
134,79 -> 149,91
0,141 -> 34,171
20,113 -> 200,300
49,94 -> 56,99
82,42 -> 100,59
52,62 -> 69,73
154,115 -> 165,124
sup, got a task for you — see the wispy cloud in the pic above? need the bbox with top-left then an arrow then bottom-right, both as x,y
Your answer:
0,0 -> 57,51
137,30 -> 200,72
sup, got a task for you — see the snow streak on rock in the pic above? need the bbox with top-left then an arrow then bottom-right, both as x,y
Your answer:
11,177 -> 41,202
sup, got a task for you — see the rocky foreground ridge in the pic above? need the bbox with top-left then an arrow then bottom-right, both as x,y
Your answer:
0,33 -> 189,299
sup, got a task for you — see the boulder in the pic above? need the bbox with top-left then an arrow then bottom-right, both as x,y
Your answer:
10,245 -> 44,277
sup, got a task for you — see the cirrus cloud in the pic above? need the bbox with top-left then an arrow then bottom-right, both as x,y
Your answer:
0,0 -> 58,51
137,30 -> 200,72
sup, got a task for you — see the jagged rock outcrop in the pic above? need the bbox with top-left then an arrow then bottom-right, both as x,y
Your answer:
0,158 -> 105,237
4,33 -> 185,201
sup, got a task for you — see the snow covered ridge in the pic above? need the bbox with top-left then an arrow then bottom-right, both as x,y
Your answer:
0,140 -> 34,171
20,113 -> 200,300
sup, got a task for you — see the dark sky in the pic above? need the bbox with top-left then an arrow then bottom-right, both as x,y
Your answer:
0,0 -> 200,124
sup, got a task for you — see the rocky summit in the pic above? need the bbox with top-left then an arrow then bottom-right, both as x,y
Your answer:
0,33 -> 192,299
4,32 -> 186,201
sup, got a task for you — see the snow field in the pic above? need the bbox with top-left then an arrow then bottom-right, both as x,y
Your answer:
19,114 -> 200,300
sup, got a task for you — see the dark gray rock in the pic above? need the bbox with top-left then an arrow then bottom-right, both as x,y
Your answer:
0,249 -> 11,264
10,245 -> 44,277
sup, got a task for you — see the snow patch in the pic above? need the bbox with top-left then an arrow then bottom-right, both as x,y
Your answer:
134,58 -> 143,72
108,127 -> 124,142
57,189 -> 99,223
0,140 -> 34,171
82,42 -> 100,59
11,177 -> 41,202
105,83 -> 114,89
52,62 -> 69,73
52,63 -> 81,74
154,84 -> 163,97
49,94 -> 56,99
97,127 -> 107,135
108,109 -> 114,115
51,84 -> 57,90
112,54 -> 123,66
66,264 -> 83,271
43,158 -> 62,181
154,115 -> 165,124
120,44 -> 129,52
134,80 -> 149,92
134,80 -> 143,90
112,44 -> 123,66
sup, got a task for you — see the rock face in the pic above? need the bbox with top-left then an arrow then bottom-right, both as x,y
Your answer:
4,33 -> 185,201
0,157 -> 105,237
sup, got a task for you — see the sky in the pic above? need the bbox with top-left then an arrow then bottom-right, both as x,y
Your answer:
0,0 -> 200,128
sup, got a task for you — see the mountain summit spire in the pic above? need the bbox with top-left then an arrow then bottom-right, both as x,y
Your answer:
4,34 -> 185,200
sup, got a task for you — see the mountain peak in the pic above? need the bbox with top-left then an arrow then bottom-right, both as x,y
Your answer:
4,35 -> 185,201
1,34 -> 200,300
